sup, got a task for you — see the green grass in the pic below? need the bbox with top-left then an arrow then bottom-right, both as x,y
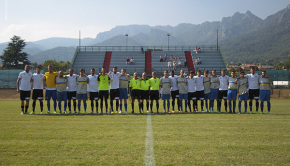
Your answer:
0,99 -> 289,165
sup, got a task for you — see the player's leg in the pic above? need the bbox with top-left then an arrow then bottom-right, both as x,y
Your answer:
115,89 -> 120,113
171,91 -> 175,111
77,99 -> 81,113
238,100 -> 242,114
104,91 -> 109,113
166,99 -> 170,113
244,100 -> 248,114
83,99 -> 87,114
45,90 -> 51,113
90,92 -> 94,113
52,90 -> 57,113
110,90 -> 115,113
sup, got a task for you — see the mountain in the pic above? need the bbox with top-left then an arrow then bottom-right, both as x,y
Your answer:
28,47 -> 76,64
32,37 -> 94,50
221,4 -> 290,64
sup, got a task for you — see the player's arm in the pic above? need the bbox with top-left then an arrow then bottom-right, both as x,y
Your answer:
269,77 -> 273,95
16,77 -> 21,92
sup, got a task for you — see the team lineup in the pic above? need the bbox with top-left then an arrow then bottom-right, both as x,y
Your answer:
16,65 -> 273,115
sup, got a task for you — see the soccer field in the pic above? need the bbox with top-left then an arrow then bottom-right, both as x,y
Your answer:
0,99 -> 289,165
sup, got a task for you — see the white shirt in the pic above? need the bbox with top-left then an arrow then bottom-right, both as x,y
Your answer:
219,75 -> 229,90
187,76 -> 196,92
169,75 -> 179,91
32,73 -> 44,89
18,71 -> 32,91
194,75 -> 204,91
246,73 -> 260,89
66,74 -> 77,92
109,72 -> 121,89
88,74 -> 99,92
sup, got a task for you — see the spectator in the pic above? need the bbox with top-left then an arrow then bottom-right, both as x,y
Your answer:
195,58 -> 198,65
184,59 -> 187,67
197,57 -> 201,65
126,57 -> 130,66
168,61 -> 172,68
195,46 -> 198,54
160,55 -> 163,62
170,55 -> 174,60
178,60 -> 182,67
173,60 -> 177,69
164,54 -> 168,62
174,56 -> 177,60
130,57 -> 134,64
177,56 -> 180,60
141,47 -> 144,54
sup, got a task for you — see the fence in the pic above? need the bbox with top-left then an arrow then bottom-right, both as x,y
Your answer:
77,45 -> 220,52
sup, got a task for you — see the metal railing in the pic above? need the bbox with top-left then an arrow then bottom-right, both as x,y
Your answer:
77,45 -> 220,52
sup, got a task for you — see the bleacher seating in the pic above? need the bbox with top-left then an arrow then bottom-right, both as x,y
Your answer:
192,51 -> 226,74
72,48 -> 226,76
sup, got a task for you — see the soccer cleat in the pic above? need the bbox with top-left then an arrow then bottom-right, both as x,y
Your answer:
156,110 -> 159,113
64,111 -> 67,114
211,110 -> 214,113
78,111 -> 81,114
69,111 -> 71,114
196,110 -> 199,112
125,110 -> 128,114
260,112 -> 263,114
59,111 -> 62,114
47,111 -> 50,114
245,112 -> 248,114
119,110 -> 122,114
238,112 -> 241,114
150,110 -> 153,114
167,110 -> 170,113
41,111 -> 43,115
256,111 -> 259,114
99,110 -> 103,114
193,110 -> 197,113
268,112 -> 271,115
21,111 -> 24,115
250,111 -> 252,114
54,111 -> 57,114
131,111 -> 134,114
90,111 -> 94,114
30,112 -> 35,115
25,112 -> 29,114
202,110 -> 205,113
164,110 -> 166,113
74,111 -> 77,114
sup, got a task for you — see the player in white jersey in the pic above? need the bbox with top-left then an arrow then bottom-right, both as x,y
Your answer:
88,68 -> 99,114
259,71 -> 273,114
194,70 -> 205,112
160,70 -> 172,113
169,70 -> 180,112
56,70 -> 68,114
16,65 -> 32,115
227,71 -> 238,113
31,65 -> 44,114
218,70 -> 229,112
237,71 -> 249,114
177,69 -> 188,112
210,69 -> 220,113
203,70 -> 211,112
187,71 -> 196,112
66,68 -> 77,114
77,69 -> 89,114
108,66 -> 121,113
245,67 -> 261,113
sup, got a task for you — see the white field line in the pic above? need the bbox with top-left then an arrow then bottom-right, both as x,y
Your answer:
144,114 -> 155,166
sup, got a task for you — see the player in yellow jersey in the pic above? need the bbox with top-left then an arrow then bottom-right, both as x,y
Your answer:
129,72 -> 142,114
44,65 -> 59,114
149,72 -> 160,113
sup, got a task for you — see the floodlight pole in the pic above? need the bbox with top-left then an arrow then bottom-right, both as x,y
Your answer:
167,33 -> 170,51
217,29 -> 218,51
125,34 -> 128,51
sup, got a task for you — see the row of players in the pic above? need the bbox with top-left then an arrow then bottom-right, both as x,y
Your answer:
17,65 -> 273,115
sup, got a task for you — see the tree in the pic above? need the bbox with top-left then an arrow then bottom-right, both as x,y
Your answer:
0,36 -> 30,69
42,60 -> 71,72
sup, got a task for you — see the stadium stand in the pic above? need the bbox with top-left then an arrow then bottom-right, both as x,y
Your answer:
71,46 -> 227,76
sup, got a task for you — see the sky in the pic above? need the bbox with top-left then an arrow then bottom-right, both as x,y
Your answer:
0,0 -> 289,43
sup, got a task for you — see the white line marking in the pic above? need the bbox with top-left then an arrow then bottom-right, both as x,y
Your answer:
145,114 -> 155,166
